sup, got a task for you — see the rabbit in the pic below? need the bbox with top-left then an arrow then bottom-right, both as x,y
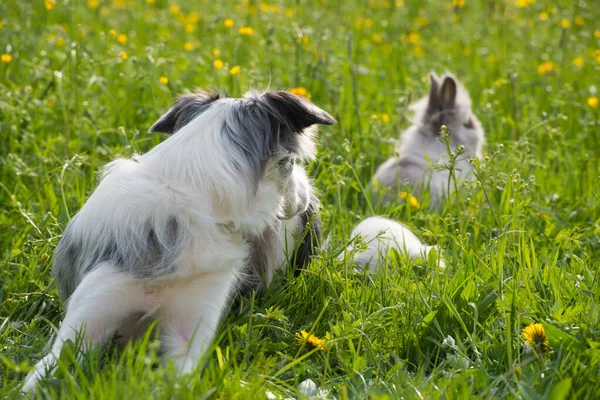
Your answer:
341,216 -> 445,273
371,73 -> 485,210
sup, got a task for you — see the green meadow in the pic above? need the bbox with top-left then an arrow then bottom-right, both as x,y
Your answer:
1,0 -> 599,398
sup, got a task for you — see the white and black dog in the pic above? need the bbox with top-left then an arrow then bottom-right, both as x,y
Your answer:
23,89 -> 335,392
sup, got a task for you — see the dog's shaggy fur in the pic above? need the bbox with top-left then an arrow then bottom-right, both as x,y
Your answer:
23,89 -> 334,392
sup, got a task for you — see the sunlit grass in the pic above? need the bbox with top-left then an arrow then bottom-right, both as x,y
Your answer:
1,0 -> 599,398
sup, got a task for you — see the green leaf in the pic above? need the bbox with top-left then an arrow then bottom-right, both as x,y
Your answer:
542,323 -> 587,355
549,377 -> 572,400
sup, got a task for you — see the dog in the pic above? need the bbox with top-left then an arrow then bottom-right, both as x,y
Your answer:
371,73 -> 485,209
23,89 -> 335,392
342,216 -> 444,272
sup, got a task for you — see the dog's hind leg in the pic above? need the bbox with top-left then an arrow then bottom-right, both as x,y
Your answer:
22,263 -> 144,393
158,269 -> 237,374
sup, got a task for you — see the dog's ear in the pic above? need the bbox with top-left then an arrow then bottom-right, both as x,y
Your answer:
264,91 -> 336,133
149,91 -> 221,134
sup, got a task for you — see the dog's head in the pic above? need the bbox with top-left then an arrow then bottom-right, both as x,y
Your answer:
149,89 -> 335,229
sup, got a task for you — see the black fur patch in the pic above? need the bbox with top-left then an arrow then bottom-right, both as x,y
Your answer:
290,195 -> 321,275
149,90 -> 223,134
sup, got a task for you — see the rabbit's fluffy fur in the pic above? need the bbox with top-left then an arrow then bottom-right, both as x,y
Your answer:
344,216 -> 444,272
372,73 -> 485,209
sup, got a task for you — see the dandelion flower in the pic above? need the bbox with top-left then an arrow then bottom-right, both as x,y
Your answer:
159,76 -> 169,85
364,18 -> 374,28
521,323 -> 549,351
169,4 -> 181,15
239,26 -> 254,36
45,0 -> 56,10
184,41 -> 194,51
573,56 -> 584,68
185,24 -> 194,33
88,0 -> 99,8
589,96 -> 599,108
574,16 -> 584,26
409,196 -> 421,210
109,29 -> 117,37
561,19 -> 570,29
290,87 -> 310,98
117,34 -> 128,44
224,18 -> 235,28
538,11 -> 549,21
1,54 -> 13,63
411,46 -> 425,57
295,330 -> 328,350
371,33 -> 382,44
119,51 -> 128,60
537,61 -> 556,75
594,30 -> 600,38
229,65 -> 241,75
453,0 -> 465,8
213,59 -> 224,69
407,32 -> 420,44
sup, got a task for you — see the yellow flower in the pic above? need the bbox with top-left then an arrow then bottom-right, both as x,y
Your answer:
415,15 -> 429,27
399,191 -> 408,199
159,76 -> 169,85
1,54 -> 12,63
117,34 -> 128,44
589,96 -> 599,108
186,12 -> 200,24
88,0 -> 99,8
44,0 -> 56,10
561,19 -> 570,29
290,87 -> 310,98
406,32 -> 420,44
537,61 -> 556,75
364,18 -> 374,28
573,56 -> 584,68
295,330 -> 328,350
371,33 -> 382,44
224,18 -> 235,28
184,41 -> 194,51
212,48 -> 221,58
109,29 -> 117,37
169,4 -> 181,15
594,30 -> 600,38
515,0 -> 535,7
574,16 -> 584,26
229,65 -> 240,75
521,323 -> 549,351
213,59 -> 224,69
453,0 -> 465,8
409,196 -> 421,210
119,51 -> 128,60
462,48 -> 471,56
296,35 -> 309,44
411,46 -> 424,57
239,26 -> 254,36
185,24 -> 194,33
538,11 -> 549,21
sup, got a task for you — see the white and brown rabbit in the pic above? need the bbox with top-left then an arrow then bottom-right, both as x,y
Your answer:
372,73 -> 485,209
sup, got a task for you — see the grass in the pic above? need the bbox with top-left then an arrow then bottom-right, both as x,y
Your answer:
1,0 -> 599,398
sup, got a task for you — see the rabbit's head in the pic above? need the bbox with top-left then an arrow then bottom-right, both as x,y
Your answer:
411,73 -> 485,157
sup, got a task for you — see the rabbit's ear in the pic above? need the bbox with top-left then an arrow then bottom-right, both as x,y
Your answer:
440,76 -> 457,109
425,73 -> 442,116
